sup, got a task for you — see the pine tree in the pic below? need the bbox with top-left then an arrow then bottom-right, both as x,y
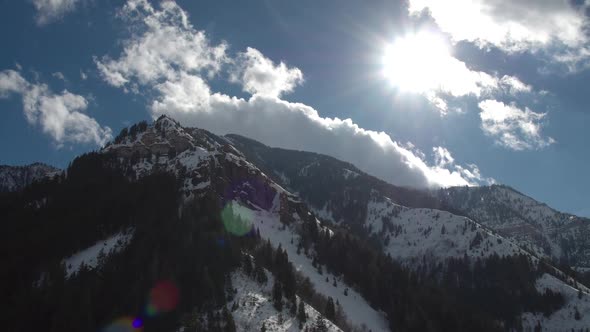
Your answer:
255,261 -> 267,284
272,279 -> 283,311
223,306 -> 236,332
325,297 -> 336,321
298,300 -> 307,323
243,255 -> 253,276
314,315 -> 328,332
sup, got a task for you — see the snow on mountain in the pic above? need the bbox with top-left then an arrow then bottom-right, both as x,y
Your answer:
0,162 -> 60,192
103,116 -> 386,331
438,185 -> 590,268
89,117 -> 590,330
522,273 -> 590,331
236,196 -> 390,332
365,194 -> 527,265
62,228 -> 134,278
229,270 -> 341,332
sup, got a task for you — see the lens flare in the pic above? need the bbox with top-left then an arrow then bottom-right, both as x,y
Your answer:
102,316 -> 142,332
145,280 -> 179,316
221,201 -> 254,236
132,317 -> 143,329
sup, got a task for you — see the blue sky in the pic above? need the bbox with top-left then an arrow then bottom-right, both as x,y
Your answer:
0,0 -> 589,217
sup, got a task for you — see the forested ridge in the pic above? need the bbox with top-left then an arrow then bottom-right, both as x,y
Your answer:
0,147 -> 577,331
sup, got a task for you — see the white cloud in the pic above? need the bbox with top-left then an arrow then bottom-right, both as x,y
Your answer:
80,70 -> 87,80
95,0 -> 227,89
383,31 -> 535,114
499,75 -> 532,95
52,71 -> 66,81
478,99 -> 555,150
96,0 -> 490,188
0,70 -> 28,97
230,47 -> 303,97
433,146 -> 454,167
151,76 -> 479,188
0,69 -> 111,147
408,0 -> 590,67
33,0 -> 81,26
432,146 -> 495,185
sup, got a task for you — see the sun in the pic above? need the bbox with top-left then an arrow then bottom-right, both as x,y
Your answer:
382,31 -> 451,93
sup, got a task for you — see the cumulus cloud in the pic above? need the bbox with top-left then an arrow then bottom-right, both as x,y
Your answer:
96,0 -> 489,188
408,0 -> 590,67
230,47 -> 304,97
478,99 -> 555,150
0,69 -> 111,147
33,0 -> 81,26
95,0 -> 227,89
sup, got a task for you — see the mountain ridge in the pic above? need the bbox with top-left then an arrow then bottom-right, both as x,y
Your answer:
4,115 -> 590,331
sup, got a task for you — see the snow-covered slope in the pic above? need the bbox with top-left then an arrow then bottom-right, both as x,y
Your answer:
94,116 -> 590,330
62,228 -> 134,278
0,162 -> 60,192
522,273 -> 590,331
365,194 -> 527,265
104,116 -> 386,331
438,185 -> 590,268
250,197 -> 390,332
229,270 -> 341,332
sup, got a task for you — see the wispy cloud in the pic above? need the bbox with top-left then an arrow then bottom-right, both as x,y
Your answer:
433,146 -> 495,185
478,99 -> 555,150
33,0 -> 81,26
0,69 -> 111,147
52,71 -> 66,81
95,0 -> 489,188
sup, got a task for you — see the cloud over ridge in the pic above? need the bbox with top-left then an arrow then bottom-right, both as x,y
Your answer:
96,0 -> 492,188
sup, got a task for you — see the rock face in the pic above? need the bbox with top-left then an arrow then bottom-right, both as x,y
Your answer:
437,185 -> 590,268
0,162 -> 60,192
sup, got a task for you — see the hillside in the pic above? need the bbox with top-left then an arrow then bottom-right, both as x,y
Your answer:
438,185 -> 590,268
3,116 -> 589,331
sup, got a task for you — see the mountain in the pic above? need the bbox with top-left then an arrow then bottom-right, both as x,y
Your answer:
3,115 -> 590,331
438,185 -> 590,268
227,132 -> 590,330
0,162 -> 60,192
226,134 -> 526,262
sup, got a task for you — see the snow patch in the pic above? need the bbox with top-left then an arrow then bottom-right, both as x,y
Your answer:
62,229 -> 134,278
229,270 -> 341,332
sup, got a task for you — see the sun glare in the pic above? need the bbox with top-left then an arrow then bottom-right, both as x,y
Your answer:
382,31 -> 451,93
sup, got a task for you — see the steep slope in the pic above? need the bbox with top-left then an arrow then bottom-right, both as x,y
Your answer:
7,116 -> 590,331
103,116 -> 388,331
0,162 -> 60,192
224,132 -> 590,330
438,185 -> 590,268
366,193 -> 526,264
225,270 -> 341,332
